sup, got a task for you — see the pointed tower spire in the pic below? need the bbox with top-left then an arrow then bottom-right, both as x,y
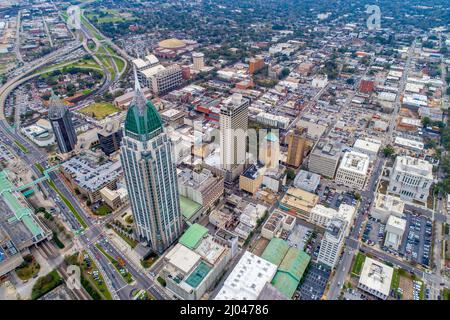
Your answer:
48,90 -> 67,120
132,65 -> 147,114
133,64 -> 141,92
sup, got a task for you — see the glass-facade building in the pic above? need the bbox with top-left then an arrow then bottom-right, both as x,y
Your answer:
120,78 -> 182,254
48,93 -> 77,153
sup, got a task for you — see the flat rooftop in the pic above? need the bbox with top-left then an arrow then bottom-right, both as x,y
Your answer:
358,257 -> 394,298
0,171 -> 46,242
338,151 -> 370,175
179,223 -> 208,250
60,155 -> 122,192
165,243 -> 202,274
179,196 -> 202,220
393,155 -> 433,179
214,251 -> 277,300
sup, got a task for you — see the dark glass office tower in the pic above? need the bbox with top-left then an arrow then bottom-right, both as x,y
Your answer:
48,93 -> 77,153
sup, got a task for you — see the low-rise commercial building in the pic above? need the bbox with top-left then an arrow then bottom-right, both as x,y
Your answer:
163,224 -> 231,300
261,238 -> 311,299
214,251 -> 277,300
357,257 -> 394,300
293,170 -> 321,193
384,215 -> 406,251
279,187 -> 319,220
371,194 -> 405,223
60,155 -> 122,203
261,210 -> 295,240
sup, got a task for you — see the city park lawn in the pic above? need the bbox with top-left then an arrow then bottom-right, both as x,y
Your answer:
31,270 -> 63,300
78,102 -> 120,119
15,254 -> 40,281
351,252 -> 366,276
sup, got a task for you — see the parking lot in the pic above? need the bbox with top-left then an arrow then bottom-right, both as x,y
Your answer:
286,224 -> 313,251
397,212 -> 432,267
362,217 -> 384,247
318,185 -> 358,210
296,262 -> 331,300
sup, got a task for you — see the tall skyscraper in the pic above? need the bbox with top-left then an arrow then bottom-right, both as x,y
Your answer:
120,69 -> 182,254
48,93 -> 77,153
220,94 -> 249,182
286,128 -> 306,168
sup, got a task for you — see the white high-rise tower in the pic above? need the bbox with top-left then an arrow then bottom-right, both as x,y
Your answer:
219,94 -> 249,182
120,69 -> 183,254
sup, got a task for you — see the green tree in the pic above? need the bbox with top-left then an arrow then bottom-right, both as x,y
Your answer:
286,168 -> 296,180
383,145 -> 395,157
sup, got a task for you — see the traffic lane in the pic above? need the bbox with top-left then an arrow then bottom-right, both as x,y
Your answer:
89,243 -> 131,300
97,240 -> 167,300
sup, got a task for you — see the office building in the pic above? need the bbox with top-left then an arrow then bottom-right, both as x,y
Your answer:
100,186 -> 128,211
248,55 -> 265,74
384,215 -> 406,251
358,257 -> 394,300
139,64 -> 183,96
177,167 -> 224,211
97,121 -> 123,156
310,203 -> 356,230
286,129 -> 307,168
192,52 -> 205,71
259,132 -> 280,169
335,151 -> 370,190
220,94 -> 249,182
371,194 -> 405,223
255,112 -> 290,130
308,140 -> 341,179
388,156 -> 434,203
310,205 -> 338,229
317,217 -> 348,268
48,93 -> 77,153
239,163 -> 265,195
353,138 -> 381,161
120,70 -> 183,254
293,170 -> 321,193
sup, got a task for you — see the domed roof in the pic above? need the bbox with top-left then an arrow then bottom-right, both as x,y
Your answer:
158,38 -> 186,49
124,68 -> 163,139
125,99 -> 162,137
